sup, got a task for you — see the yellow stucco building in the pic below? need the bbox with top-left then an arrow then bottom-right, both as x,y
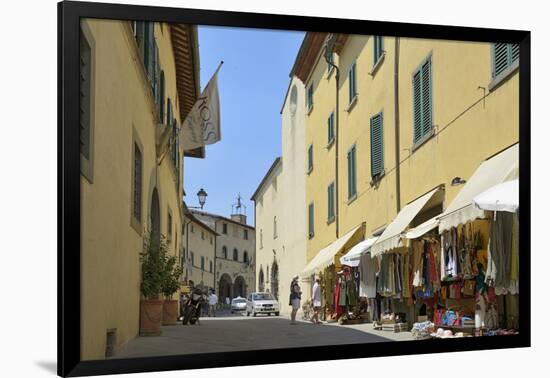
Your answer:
292,32 -> 519,292
80,18 -> 201,360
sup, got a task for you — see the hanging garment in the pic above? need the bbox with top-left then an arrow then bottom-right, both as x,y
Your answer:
359,253 -> 378,298
403,253 -> 411,298
347,278 -> 358,306
412,241 -> 424,287
338,279 -> 347,306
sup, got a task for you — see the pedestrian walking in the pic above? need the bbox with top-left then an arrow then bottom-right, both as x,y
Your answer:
289,275 -> 302,325
311,278 -> 322,324
208,290 -> 218,317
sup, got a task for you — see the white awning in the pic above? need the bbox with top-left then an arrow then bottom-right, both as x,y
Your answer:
439,144 -> 519,232
339,237 -> 379,267
404,217 -> 440,239
473,179 -> 518,213
301,224 -> 363,277
371,187 -> 441,257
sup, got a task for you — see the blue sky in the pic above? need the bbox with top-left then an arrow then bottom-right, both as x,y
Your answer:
184,26 -> 304,225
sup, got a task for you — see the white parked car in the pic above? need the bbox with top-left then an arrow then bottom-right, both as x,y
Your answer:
231,297 -> 247,313
246,292 -> 279,317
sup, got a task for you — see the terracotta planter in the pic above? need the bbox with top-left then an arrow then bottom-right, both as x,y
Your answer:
162,299 -> 179,325
140,299 -> 163,336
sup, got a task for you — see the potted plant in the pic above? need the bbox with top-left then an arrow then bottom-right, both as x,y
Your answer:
161,254 -> 183,325
139,232 -> 167,336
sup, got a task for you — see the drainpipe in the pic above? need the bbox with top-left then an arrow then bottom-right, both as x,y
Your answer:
324,36 -> 341,239
394,37 -> 401,213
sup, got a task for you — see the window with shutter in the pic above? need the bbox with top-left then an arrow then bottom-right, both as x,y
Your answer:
347,146 -> 357,200
492,43 -> 520,79
348,62 -> 357,104
308,144 -> 313,173
327,182 -> 335,221
327,112 -> 335,145
307,84 -> 314,111
159,71 -> 165,123
201,256 -> 205,271
153,41 -> 160,102
135,21 -> 145,63
412,55 -> 433,145
308,202 -> 315,238
374,36 -> 384,65
370,112 -> 384,177
80,29 -> 91,160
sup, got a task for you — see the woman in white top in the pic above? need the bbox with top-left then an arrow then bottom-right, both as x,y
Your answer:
311,278 -> 322,324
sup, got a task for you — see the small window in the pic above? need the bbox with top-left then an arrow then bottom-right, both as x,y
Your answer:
191,224 -> 194,233
222,246 -> 227,259
182,222 -> 185,235
209,261 -> 213,273
412,55 -> 433,145
210,236 -> 213,245
273,216 -> 278,239
327,182 -> 335,222
201,231 -> 205,240
308,202 -> 315,238
191,252 -> 195,266
370,112 -> 384,177
201,256 -> 205,271
223,223 -> 227,234
307,83 -> 314,111
233,249 -> 239,261
348,61 -> 357,104
243,251 -> 248,264
308,144 -> 314,173
244,229 -> 248,240
347,145 -> 357,200
373,36 -> 384,65
327,112 -> 335,145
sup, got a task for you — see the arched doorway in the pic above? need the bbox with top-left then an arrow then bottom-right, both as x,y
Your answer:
258,267 -> 264,292
234,276 -> 246,298
271,262 -> 279,300
150,188 -> 160,245
219,273 -> 232,304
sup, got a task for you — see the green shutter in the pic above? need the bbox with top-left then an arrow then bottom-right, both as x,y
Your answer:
328,183 -> 335,220
308,144 -> 313,171
348,63 -> 356,103
154,41 -> 160,103
328,112 -> 334,143
136,21 -> 145,63
421,58 -> 432,136
374,36 -> 383,64
493,43 -> 509,78
511,43 -> 520,63
412,56 -> 432,144
80,30 -> 91,160
160,71 -> 165,123
348,146 -> 357,199
370,113 -> 384,177
308,203 -> 314,236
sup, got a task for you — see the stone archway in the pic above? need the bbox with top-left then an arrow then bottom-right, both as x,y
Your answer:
258,267 -> 265,292
271,261 -> 279,300
150,188 -> 160,245
219,273 -> 232,304
234,276 -> 246,298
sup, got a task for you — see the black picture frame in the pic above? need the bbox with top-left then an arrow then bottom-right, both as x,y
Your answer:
58,1 -> 530,376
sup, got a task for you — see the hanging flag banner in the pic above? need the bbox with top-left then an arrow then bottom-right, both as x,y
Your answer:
179,61 -> 223,150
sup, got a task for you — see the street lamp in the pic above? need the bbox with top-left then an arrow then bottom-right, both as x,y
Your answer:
197,188 -> 207,209
186,188 -> 208,209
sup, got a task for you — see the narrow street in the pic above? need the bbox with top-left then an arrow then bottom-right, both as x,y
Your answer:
114,310 -> 411,358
